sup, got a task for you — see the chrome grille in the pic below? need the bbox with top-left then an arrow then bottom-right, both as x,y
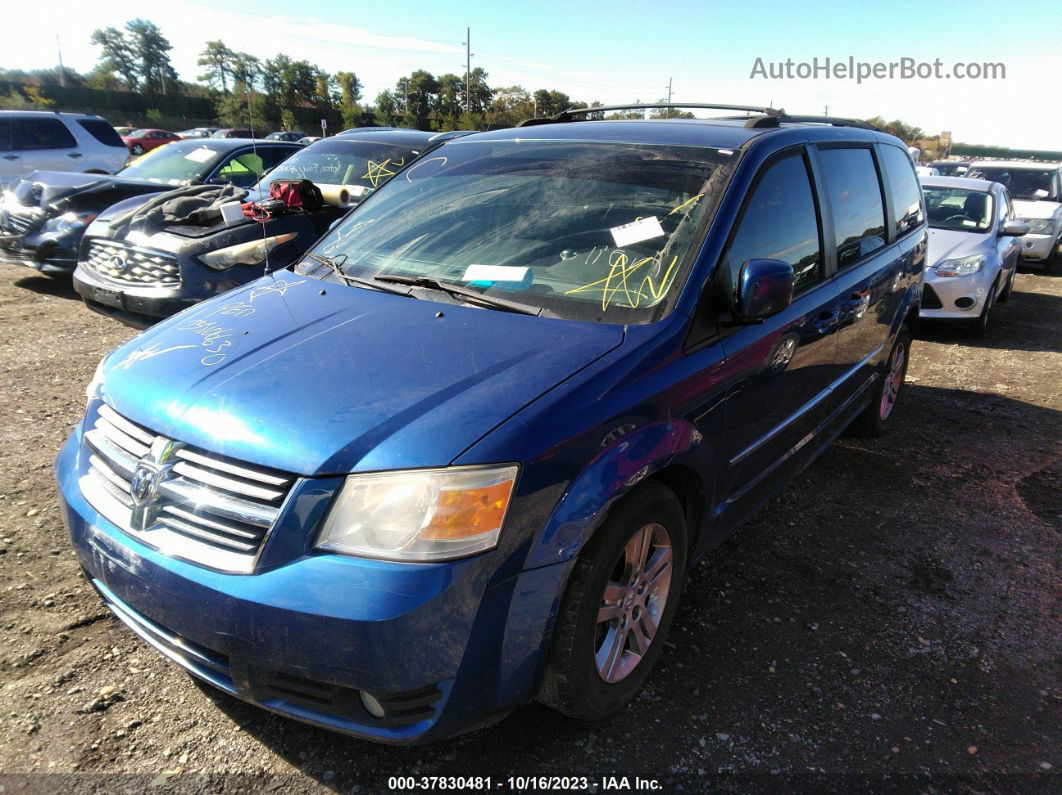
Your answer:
79,404 -> 295,573
0,206 -> 42,236
82,239 -> 180,286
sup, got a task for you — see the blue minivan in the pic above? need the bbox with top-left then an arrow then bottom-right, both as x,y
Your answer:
55,105 -> 926,743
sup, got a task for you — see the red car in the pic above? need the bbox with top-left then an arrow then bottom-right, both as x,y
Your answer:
120,128 -> 180,156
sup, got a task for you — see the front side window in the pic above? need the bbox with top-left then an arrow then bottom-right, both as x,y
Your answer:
307,140 -> 736,324
255,140 -> 421,194
922,186 -> 994,233
14,118 -> 77,150
724,153 -> 823,295
215,151 -> 265,186
880,145 -> 924,235
817,147 -> 887,268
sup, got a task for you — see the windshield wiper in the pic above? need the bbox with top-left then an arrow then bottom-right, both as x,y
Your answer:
304,254 -> 413,297
373,274 -> 552,316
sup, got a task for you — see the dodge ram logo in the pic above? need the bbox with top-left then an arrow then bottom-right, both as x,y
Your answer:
128,438 -> 182,532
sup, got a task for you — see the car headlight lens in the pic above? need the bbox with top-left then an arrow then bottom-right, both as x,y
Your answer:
316,465 -> 519,562
51,210 -> 98,231
933,254 -> 984,277
85,356 -> 106,407
1026,218 -> 1055,235
199,232 -> 297,270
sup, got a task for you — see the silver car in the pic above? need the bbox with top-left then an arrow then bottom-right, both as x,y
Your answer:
920,176 -> 1029,336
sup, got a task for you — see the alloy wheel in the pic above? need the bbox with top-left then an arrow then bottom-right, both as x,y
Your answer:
594,523 -> 673,683
879,341 -> 906,420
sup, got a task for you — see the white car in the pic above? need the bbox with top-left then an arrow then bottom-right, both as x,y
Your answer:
920,176 -> 1028,336
0,111 -> 128,186
915,165 -> 940,177
966,160 -> 1062,270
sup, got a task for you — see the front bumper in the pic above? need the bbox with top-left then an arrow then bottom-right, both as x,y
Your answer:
919,269 -> 998,320
1018,232 -> 1057,262
55,431 -> 566,743
73,264 -> 200,328
0,227 -> 81,273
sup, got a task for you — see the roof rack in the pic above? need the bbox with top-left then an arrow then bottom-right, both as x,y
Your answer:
746,114 -> 880,131
517,102 -> 784,127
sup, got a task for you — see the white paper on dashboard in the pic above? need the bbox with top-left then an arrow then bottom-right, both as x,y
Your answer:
611,216 -> 665,248
184,147 -> 215,163
462,264 -> 529,282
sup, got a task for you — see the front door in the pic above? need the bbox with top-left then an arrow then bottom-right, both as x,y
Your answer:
714,149 -> 844,531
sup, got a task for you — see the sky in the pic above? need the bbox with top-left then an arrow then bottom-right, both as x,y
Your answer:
6,0 -> 1061,150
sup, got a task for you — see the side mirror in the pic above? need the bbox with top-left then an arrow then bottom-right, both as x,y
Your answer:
1001,219 -> 1030,236
737,258 -> 795,320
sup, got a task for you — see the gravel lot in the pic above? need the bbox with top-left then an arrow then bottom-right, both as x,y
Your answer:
0,263 -> 1058,793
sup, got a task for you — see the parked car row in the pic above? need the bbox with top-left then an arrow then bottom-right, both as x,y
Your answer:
0,103 -> 1055,745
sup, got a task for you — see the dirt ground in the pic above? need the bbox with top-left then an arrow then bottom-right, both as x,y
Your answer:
0,262 -> 1058,793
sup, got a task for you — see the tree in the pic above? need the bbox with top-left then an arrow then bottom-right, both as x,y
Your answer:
125,19 -> 178,95
217,89 -> 271,130
459,67 -> 492,115
335,71 -> 363,128
230,53 -> 262,91
89,27 -> 139,90
866,116 -> 925,144
488,85 -> 534,127
397,70 -> 439,130
374,90 -> 400,127
437,73 -> 463,127
198,40 -> 234,92
532,89 -> 573,118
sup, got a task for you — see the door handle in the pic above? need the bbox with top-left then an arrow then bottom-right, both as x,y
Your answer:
813,309 -> 839,333
1,155 -> 18,161
66,152 -> 83,158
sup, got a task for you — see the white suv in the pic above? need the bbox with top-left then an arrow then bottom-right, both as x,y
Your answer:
967,160 -> 1062,270
0,111 -> 128,186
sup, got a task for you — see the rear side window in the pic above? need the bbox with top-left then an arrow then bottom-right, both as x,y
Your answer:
817,147 -> 886,268
14,117 -> 77,151
879,145 -> 924,236
725,152 -> 823,294
78,119 -> 124,147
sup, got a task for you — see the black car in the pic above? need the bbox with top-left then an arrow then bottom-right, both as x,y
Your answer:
0,139 -> 301,274
73,129 -> 462,326
266,131 -> 308,142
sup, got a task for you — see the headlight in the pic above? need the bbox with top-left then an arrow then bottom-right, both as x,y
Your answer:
86,356 -> 106,407
933,254 -> 984,277
316,465 -> 519,562
49,210 -> 98,231
1026,218 -> 1055,235
199,232 -> 297,270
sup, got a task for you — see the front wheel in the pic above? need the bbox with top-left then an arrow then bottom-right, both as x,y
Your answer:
131,144 -> 144,155
997,267 -> 1015,303
968,283 -> 997,338
539,482 -> 687,720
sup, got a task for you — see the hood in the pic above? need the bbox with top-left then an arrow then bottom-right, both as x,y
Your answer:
927,227 -> 990,265
100,276 -> 624,475
1012,199 -> 1060,220
15,170 -> 168,214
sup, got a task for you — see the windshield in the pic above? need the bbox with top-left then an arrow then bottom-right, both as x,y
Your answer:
305,140 -> 736,324
965,166 -> 1056,200
254,140 -> 421,194
119,144 -> 224,185
923,186 -> 994,232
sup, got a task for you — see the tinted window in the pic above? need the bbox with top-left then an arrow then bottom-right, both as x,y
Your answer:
14,117 -> 77,151
77,119 -> 124,147
817,148 -> 886,268
880,145 -> 924,235
0,118 -> 11,150
725,153 -> 823,294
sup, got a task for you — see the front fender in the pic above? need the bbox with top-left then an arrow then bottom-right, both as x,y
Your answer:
523,419 -> 707,570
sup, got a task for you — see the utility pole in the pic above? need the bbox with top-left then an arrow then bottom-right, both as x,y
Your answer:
401,79 -> 408,111
824,105 -> 829,116
465,27 -> 471,115
56,35 -> 65,88
665,77 -> 673,118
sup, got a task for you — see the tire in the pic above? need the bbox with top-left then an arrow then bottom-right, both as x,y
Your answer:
131,144 -> 144,155
1048,238 -> 1062,274
997,267 -> 1015,303
850,325 -> 911,438
968,283 -> 997,338
539,482 -> 687,720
